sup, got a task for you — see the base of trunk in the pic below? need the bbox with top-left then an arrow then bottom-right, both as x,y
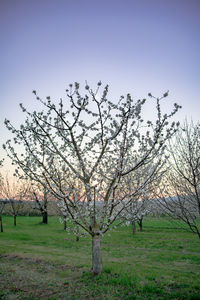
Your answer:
137,219 -> 143,232
92,234 -> 102,275
0,215 -> 3,232
14,215 -> 17,226
64,220 -> 67,230
132,220 -> 136,235
42,212 -> 48,224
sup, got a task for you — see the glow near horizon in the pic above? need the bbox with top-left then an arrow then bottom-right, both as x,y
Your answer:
0,0 -> 200,175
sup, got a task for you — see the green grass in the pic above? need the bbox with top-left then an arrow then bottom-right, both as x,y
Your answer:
0,216 -> 200,299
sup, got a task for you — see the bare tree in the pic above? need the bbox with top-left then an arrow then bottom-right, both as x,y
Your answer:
158,121 -> 200,238
4,82 -> 181,274
0,176 -> 27,226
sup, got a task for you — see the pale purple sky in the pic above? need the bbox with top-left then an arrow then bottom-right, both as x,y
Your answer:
0,0 -> 200,172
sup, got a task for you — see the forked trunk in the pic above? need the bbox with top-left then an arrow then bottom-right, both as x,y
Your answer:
92,234 -> 102,275
132,220 -> 136,235
42,211 -> 48,224
137,218 -> 143,232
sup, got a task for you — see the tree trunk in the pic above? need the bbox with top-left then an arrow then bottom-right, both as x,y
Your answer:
64,219 -> 67,230
42,211 -> 48,224
132,220 -> 136,235
14,215 -> 17,226
0,215 -> 3,232
137,218 -> 143,232
75,224 -> 80,242
92,234 -> 102,275
195,225 -> 200,239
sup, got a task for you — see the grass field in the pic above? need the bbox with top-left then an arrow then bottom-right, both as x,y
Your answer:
0,216 -> 200,299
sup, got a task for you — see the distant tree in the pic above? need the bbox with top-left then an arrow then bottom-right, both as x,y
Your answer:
120,196 -> 150,234
0,176 -> 27,226
118,200 -> 148,234
0,199 -> 8,232
57,201 -> 68,230
158,121 -> 200,238
57,180 -> 86,241
29,183 -> 49,224
4,82 -> 181,274
116,163 -> 162,235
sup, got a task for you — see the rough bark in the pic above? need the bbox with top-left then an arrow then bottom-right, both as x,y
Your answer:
92,234 -> 102,275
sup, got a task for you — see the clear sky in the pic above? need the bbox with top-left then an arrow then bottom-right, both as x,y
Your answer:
0,0 -> 200,174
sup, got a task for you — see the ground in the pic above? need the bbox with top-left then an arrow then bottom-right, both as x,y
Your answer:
0,216 -> 200,299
